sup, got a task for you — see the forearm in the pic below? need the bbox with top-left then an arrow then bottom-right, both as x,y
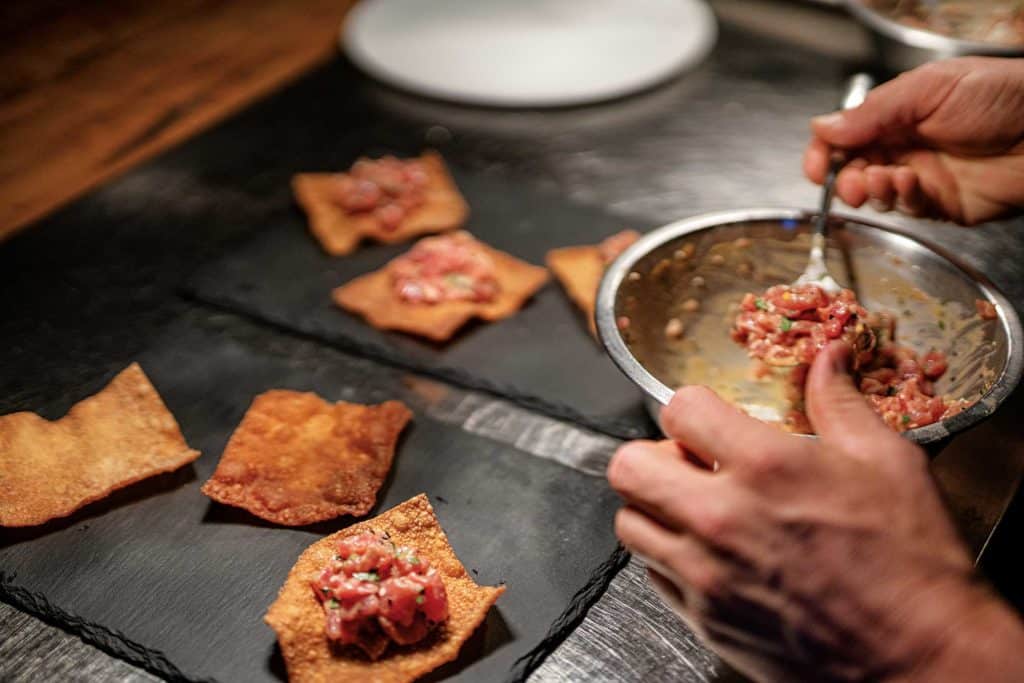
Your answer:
888,583 -> 1024,683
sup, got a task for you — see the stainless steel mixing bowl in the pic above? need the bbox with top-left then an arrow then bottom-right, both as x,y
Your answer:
843,0 -> 1024,72
596,208 -> 1024,445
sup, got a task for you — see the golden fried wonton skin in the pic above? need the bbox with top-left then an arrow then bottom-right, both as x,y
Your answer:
0,363 -> 199,527
201,391 -> 412,526
265,494 -> 505,683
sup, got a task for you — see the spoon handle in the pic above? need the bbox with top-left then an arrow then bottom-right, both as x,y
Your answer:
813,73 -> 876,242
840,72 -> 874,112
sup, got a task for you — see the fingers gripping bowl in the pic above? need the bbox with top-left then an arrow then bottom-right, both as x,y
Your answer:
596,209 -> 1024,445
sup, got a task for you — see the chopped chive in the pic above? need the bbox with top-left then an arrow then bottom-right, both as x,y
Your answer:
780,318 -> 793,332
902,414 -> 911,425
416,595 -> 425,605
755,298 -> 769,311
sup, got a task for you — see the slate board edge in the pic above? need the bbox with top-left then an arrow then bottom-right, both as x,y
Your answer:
0,572 -> 207,683
1,542 -> 631,683
505,545 -> 632,683
181,287 -> 655,441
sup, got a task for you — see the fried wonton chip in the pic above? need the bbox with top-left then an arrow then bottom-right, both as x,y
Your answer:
0,363 -> 199,527
293,151 -> 469,256
333,234 -> 549,342
201,391 -> 412,525
547,230 -> 641,335
266,494 -> 505,683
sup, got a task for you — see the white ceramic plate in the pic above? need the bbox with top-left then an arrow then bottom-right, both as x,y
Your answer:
342,0 -> 717,107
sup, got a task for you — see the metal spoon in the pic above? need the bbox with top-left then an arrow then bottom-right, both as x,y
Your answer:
795,73 -> 875,293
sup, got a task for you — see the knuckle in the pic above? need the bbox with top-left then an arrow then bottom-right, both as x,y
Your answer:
743,446 -> 786,478
693,502 -> 733,541
613,508 -> 635,543
663,385 -> 716,435
683,558 -> 728,599
607,441 -> 659,492
915,61 -> 947,81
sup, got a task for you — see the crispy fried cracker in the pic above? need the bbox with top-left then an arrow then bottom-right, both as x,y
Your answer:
0,363 -> 199,527
547,230 -> 640,335
546,245 -> 606,335
333,234 -> 549,342
265,494 -> 505,683
201,391 -> 411,525
293,152 -> 469,256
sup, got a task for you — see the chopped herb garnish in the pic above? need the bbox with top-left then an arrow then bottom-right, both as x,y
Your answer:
902,414 -> 911,425
755,298 -> 769,311
444,273 -> 471,289
416,595 -> 425,605
328,599 -> 340,610
353,571 -> 380,582
408,555 -> 420,565
780,317 -> 793,332
938,320 -> 946,330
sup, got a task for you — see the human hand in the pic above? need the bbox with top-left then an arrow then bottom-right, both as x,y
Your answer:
607,341 -> 1024,682
803,57 -> 1024,226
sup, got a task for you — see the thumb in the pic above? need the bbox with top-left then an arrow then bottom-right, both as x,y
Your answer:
805,341 -> 896,452
810,104 -> 887,149
810,65 -> 958,149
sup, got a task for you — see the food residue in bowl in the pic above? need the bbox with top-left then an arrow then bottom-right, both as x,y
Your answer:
863,0 -> 1024,46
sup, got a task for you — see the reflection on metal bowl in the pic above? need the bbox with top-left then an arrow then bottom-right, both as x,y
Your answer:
843,0 -> 1024,72
595,209 -> 1023,446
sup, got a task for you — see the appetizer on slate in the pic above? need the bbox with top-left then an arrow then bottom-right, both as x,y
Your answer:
293,152 -> 469,256
0,363 -> 199,527
201,391 -> 411,525
266,494 -> 504,682
547,230 -> 640,334
334,231 -> 548,342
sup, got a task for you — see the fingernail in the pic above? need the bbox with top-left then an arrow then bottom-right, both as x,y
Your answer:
812,112 -> 844,128
868,198 -> 892,212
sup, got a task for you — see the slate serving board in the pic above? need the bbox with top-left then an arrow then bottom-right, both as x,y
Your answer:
0,315 -> 624,683
186,169 -> 658,440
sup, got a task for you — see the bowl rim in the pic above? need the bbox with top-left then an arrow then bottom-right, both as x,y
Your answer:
843,0 -> 1024,56
595,207 -> 1024,445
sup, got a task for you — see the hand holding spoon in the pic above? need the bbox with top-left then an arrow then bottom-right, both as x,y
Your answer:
795,73 -> 875,293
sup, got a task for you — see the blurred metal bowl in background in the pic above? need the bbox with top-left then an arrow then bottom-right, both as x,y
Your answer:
843,0 -> 1024,72
596,209 -> 1024,445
